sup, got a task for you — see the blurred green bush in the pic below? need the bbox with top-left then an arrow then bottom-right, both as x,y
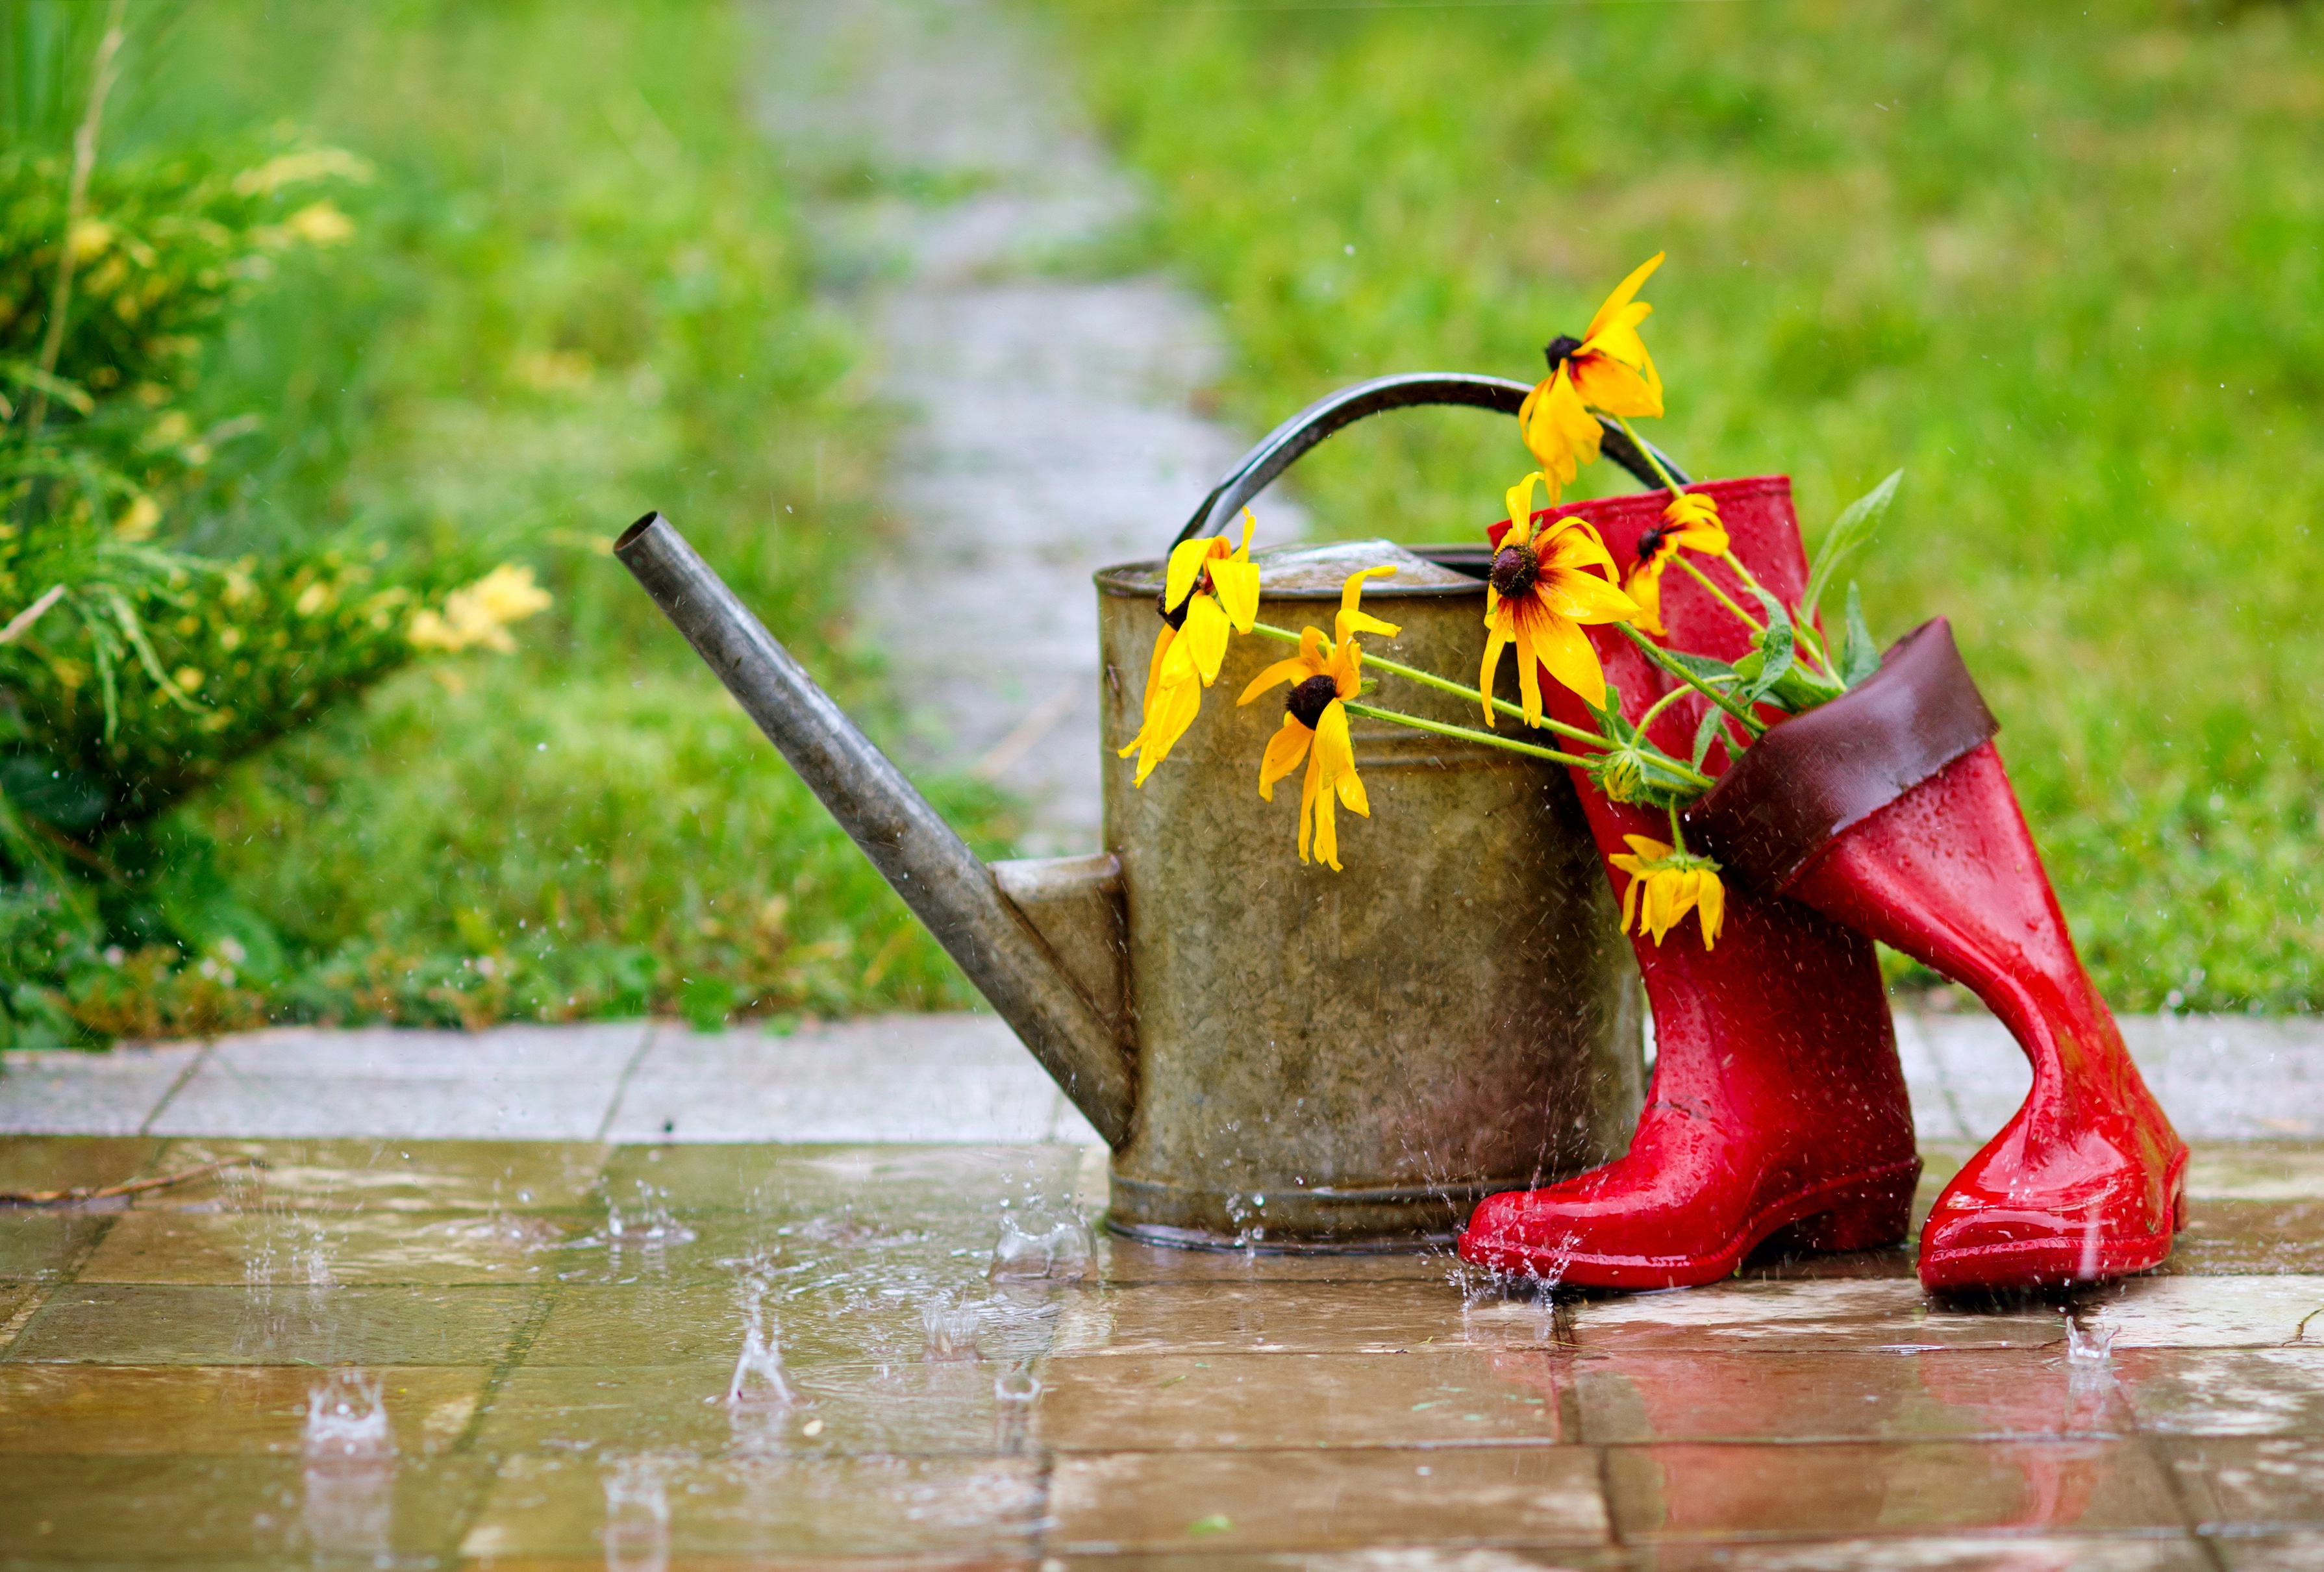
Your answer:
0,1 -> 998,1043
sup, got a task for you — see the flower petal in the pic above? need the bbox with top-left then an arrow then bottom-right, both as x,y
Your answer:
1164,537 -> 1214,615
1569,350 -> 1663,420
1509,601 -> 1547,729
1478,615 -> 1512,727
1586,253 -> 1665,340
1334,565 -> 1401,645
1183,594 -> 1232,684
1210,558 -> 1261,633
1519,370 -> 1601,488
1622,835 -> 1675,860
1542,564 -> 1642,625
1625,558 -> 1668,638
1297,745 -> 1322,864
1239,653 -> 1319,706
1258,713 -> 1312,801
1696,870 -> 1726,950
1525,605 -> 1608,711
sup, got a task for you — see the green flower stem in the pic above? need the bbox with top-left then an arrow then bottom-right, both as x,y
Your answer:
1667,801 -> 1688,850
1634,682 -> 1698,734
1246,619 -> 1611,751
1340,700 -> 1601,770
1616,621 -> 1768,738
1672,551 -> 1762,634
1614,414 -> 1688,499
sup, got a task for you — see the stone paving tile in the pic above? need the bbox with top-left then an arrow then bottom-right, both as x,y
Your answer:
0,1044 -> 199,1135
597,1140 -> 1090,1217
606,1015 -> 1093,1143
1549,1279 -> 2071,1354
525,1280 -> 1082,1372
1637,1535 -> 2213,1571
0,1133 -> 166,1194
0,1451 -> 491,1561
1099,1240 -> 1457,1284
0,1210 -> 108,1281
1606,1439 -> 2184,1540
2162,1434 -> 2324,1532
138,1136 -> 612,1212
2111,1347 -> 2324,1435
0,1363 -> 487,1455
456,1451 -> 1047,1559
75,1207 -> 582,1286
2168,1199 -> 2324,1274
6,1282 -> 536,1366
1050,1446 -> 1607,1554
148,1023 -> 649,1140
1038,1350 -> 1569,1451
2214,1534 -> 2324,1571
475,1360 -> 1022,1460
1574,1349 -> 2132,1443
2081,1274 -> 2324,1347
1060,1281 -> 1530,1357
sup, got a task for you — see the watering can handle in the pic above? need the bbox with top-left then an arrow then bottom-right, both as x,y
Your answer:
1169,371 -> 1690,549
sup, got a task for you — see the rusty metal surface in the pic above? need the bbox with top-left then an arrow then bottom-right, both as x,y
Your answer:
1097,539 -> 1643,1249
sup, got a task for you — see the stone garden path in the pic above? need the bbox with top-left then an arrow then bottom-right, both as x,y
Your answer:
756,0 -> 1297,855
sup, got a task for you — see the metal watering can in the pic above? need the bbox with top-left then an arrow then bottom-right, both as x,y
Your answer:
619,373 -> 1688,1249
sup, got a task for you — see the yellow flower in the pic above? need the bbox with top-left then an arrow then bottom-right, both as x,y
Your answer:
408,564 -> 553,655
1118,510 -> 1264,784
1607,834 -> 1726,950
1239,627 -> 1366,871
1623,490 -> 1730,638
1517,253 -> 1667,490
1481,473 -> 1640,725
1118,623 -> 1204,786
1234,568 -> 1399,871
1164,508 -> 1262,682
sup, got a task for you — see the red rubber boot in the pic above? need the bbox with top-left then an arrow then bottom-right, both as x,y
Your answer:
1458,478 -> 1920,1289
1688,619 -> 2186,1291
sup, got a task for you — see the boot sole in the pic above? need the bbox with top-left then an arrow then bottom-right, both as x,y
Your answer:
1462,1158 -> 1923,1291
1918,1147 -> 2192,1292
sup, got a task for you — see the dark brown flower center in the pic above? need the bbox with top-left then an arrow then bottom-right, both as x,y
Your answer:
1490,542 -> 1540,599
1636,524 -> 1672,564
1286,674 -> 1339,730
1543,334 -> 1584,372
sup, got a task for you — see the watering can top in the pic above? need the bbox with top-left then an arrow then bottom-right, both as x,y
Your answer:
1096,537 -> 1480,601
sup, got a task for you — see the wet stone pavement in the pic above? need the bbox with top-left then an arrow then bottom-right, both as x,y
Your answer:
4,1133 -> 2324,1568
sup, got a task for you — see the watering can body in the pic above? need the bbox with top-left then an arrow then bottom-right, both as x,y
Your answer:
619,373 -> 1686,1249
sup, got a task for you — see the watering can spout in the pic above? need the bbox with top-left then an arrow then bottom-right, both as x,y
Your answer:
615,511 -> 1138,1148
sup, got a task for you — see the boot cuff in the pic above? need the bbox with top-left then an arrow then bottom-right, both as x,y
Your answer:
1684,618 -> 1997,892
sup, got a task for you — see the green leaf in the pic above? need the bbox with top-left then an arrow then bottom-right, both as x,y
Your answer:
1690,703 -> 1726,769
1801,469 -> 1901,631
1840,580 -> 1881,686
1740,587 -> 1795,704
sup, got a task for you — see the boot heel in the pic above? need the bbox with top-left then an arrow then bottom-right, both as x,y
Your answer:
1792,1166 -> 1919,1253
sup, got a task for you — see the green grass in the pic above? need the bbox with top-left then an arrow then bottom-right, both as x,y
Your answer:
16,0 -> 1001,1041
1046,0 -> 2324,1012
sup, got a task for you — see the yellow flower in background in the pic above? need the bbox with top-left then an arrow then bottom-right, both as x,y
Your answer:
1624,490 -> 1730,638
1239,624 -> 1368,871
1608,834 -> 1726,950
408,564 -> 553,655
1518,253 -> 1668,489
1118,510 -> 1264,785
1481,473 -> 1640,725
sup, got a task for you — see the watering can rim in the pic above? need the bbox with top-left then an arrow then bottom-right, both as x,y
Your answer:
1093,541 -> 1492,601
